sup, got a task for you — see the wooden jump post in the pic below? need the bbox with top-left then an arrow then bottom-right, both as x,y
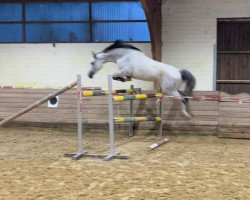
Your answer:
0,81 -> 77,127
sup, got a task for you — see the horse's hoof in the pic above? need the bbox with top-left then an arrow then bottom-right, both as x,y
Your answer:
113,77 -> 125,82
182,110 -> 193,119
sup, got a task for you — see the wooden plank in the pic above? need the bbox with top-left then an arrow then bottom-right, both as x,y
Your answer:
163,120 -> 218,126
0,102 -> 77,108
220,91 -> 250,96
163,115 -> 217,121
0,93 -> 75,100
21,108 -> 77,113
83,103 -> 218,110
218,51 -> 250,54
219,102 -> 250,108
219,111 -> 250,118
0,92 -> 74,98
217,80 -> 250,84
219,117 -> 250,123
218,133 -> 250,139
219,122 -> 250,127
13,108 -> 213,118
219,107 -> 250,113
165,125 -> 217,132
218,127 -> 250,134
0,88 -> 75,92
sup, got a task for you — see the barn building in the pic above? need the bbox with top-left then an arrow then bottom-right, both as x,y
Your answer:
0,1 -> 250,199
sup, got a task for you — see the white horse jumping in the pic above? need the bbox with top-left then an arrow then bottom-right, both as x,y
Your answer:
88,40 -> 196,118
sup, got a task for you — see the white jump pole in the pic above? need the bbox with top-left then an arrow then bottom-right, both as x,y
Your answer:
64,74 -> 87,160
75,74 -> 85,159
104,75 -> 129,160
65,74 -> 104,160
108,75 -> 116,156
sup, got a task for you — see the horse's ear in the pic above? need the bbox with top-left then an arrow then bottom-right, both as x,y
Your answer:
92,51 -> 97,59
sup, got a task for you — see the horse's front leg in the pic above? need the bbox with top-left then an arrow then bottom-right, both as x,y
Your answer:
112,70 -> 132,82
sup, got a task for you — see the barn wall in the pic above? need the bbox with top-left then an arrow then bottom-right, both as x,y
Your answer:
0,88 -> 219,134
162,0 -> 250,91
1,88 -> 249,138
0,43 -> 153,90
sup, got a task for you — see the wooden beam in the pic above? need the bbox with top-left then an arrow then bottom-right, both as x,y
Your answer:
141,0 -> 162,61
217,80 -> 250,84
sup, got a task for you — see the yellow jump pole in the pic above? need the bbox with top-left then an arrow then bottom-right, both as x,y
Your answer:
113,93 -> 163,102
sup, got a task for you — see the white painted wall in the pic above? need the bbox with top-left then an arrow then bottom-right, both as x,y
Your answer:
162,0 -> 250,90
0,43 -> 153,90
2,0 -> 248,91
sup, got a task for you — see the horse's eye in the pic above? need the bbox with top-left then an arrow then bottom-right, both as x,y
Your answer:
91,62 -> 94,65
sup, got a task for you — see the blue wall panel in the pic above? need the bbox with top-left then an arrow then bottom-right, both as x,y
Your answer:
0,24 -> 22,42
93,22 -> 150,42
0,3 -> 22,22
92,2 -> 146,20
26,23 -> 89,42
26,3 -> 89,21
0,2 -> 150,43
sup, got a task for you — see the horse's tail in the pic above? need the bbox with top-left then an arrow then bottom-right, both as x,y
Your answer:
180,69 -> 196,97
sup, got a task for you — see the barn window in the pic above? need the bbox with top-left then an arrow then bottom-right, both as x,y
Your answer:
91,2 -> 149,42
0,1 -> 150,43
0,3 -> 23,42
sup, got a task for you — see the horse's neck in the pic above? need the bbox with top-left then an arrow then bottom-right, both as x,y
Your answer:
104,49 -> 142,63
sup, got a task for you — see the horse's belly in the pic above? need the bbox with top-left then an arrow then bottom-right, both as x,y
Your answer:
132,70 -> 159,82
132,74 -> 157,82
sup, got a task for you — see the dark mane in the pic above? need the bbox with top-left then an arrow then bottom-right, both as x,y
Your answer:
103,40 -> 141,53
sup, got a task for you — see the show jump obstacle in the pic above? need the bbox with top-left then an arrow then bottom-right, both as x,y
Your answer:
65,74 -> 163,161
0,74 -> 163,161
64,75 -> 129,160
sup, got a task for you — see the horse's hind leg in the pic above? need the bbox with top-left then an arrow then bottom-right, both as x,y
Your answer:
170,90 -> 193,118
178,90 -> 193,117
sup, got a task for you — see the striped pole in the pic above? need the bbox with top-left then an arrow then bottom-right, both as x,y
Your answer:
82,88 -> 141,97
113,93 -> 163,102
114,116 -> 161,123
148,138 -> 170,150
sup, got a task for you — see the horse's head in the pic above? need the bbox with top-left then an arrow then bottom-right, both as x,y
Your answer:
88,52 -> 105,79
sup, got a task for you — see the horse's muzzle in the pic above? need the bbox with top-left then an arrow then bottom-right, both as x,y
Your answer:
88,71 -> 94,78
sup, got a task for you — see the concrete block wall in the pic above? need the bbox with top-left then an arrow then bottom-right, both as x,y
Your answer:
162,0 -> 250,91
